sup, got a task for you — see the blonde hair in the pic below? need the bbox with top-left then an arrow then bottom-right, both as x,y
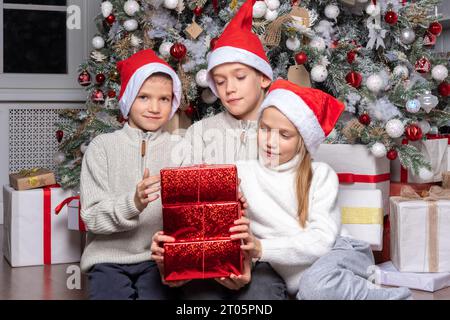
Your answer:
295,138 -> 313,228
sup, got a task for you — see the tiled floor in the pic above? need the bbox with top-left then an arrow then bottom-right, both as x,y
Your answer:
1,226 -> 449,300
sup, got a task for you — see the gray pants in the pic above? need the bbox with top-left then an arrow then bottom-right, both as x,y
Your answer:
297,236 -> 412,300
180,261 -> 288,300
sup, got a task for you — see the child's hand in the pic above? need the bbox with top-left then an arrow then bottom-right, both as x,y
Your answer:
229,216 -> 261,259
237,178 -> 249,213
151,231 -> 190,287
134,168 -> 160,212
215,252 -> 252,290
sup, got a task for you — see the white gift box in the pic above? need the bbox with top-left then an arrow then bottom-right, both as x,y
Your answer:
375,261 -> 450,292
314,144 -> 390,215
390,195 -> 450,273
391,138 -> 448,183
3,185 -> 82,267
337,189 -> 383,251
67,199 -> 87,232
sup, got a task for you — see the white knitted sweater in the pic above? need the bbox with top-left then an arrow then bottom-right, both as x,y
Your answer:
237,155 -> 342,295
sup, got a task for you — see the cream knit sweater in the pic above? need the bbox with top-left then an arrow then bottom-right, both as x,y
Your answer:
179,111 -> 258,165
237,155 -> 342,295
79,123 -> 181,273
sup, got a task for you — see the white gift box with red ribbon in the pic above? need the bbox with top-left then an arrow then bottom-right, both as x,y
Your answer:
55,196 -> 87,232
314,144 -> 390,215
390,137 -> 448,184
2,185 -> 82,267
337,189 -> 383,251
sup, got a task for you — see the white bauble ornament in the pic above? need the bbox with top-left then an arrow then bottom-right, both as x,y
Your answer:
264,9 -> 278,21
311,65 -> 328,83
195,69 -> 209,88
130,35 -> 142,47
324,4 -> 340,20
431,65 -> 448,82
123,19 -> 138,31
418,120 -> 431,135
418,91 -> 438,113
429,126 -> 439,135
80,143 -> 89,154
385,119 -> 405,138
400,28 -> 416,45
92,36 -> 105,49
101,1 -> 113,18
164,0 -> 178,10
286,37 -> 301,51
371,142 -> 387,158
418,167 -> 433,180
309,37 -> 326,52
159,42 -> 173,58
366,3 -> 380,16
201,89 -> 218,104
265,0 -> 280,10
366,74 -> 384,93
405,99 -> 421,113
253,1 -> 267,19
393,65 -> 409,79
124,0 -> 140,16
54,151 -> 66,165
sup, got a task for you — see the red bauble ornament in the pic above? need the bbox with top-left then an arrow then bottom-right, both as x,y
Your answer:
423,32 -> 437,47
428,21 -> 442,36
56,130 -> 64,143
295,52 -> 308,65
358,113 -> 371,125
193,6 -> 203,16
405,124 -> 423,141
347,51 -> 357,64
96,73 -> 106,84
415,57 -> 431,73
117,114 -> 126,124
346,71 -> 362,88
438,81 -> 450,97
91,89 -> 104,103
386,149 -> 398,160
170,43 -> 187,61
384,10 -> 398,25
184,104 -> 195,118
210,37 -> 219,50
330,40 -> 339,49
78,70 -> 91,86
106,14 -> 116,25
107,89 -> 116,98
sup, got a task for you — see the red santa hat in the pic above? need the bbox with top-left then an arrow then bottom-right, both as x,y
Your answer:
206,0 -> 273,96
260,79 -> 345,155
117,49 -> 182,119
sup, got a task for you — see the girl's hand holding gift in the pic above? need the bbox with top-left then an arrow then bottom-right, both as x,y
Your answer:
151,231 -> 191,288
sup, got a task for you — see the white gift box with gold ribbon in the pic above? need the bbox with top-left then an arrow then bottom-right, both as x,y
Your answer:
337,189 -> 384,251
390,186 -> 450,273
315,144 -> 390,215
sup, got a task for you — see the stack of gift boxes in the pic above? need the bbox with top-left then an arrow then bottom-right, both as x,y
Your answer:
3,168 -> 83,267
315,134 -> 450,292
161,165 -> 243,281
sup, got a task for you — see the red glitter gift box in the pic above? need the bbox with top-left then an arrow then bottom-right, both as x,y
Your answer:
164,239 -> 243,281
163,202 -> 240,241
160,164 -> 243,281
160,165 -> 238,205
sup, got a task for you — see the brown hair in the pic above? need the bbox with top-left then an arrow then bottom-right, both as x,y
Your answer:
148,72 -> 172,83
295,138 -> 313,228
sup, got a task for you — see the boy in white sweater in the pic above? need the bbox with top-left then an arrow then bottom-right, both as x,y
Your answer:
152,0 -> 287,299
80,49 -> 187,299
235,79 -> 411,299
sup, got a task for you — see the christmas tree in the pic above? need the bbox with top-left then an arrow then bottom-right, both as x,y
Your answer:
55,0 -> 449,189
